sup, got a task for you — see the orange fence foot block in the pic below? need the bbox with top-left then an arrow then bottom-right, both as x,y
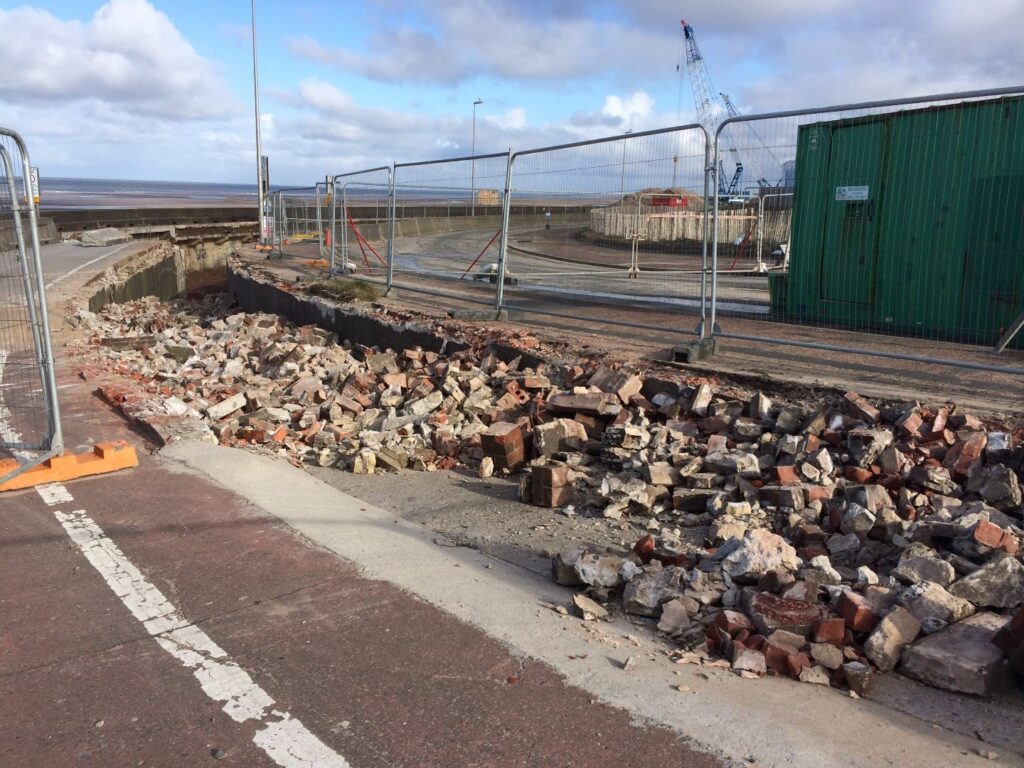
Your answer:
0,441 -> 139,492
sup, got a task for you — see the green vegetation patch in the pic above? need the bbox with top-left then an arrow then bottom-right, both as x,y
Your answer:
307,278 -> 382,303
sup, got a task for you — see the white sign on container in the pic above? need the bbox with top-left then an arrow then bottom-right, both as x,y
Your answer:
835,185 -> 869,201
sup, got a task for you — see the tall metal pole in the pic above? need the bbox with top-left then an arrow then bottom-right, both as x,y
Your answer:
470,98 -> 482,217
251,0 -> 265,243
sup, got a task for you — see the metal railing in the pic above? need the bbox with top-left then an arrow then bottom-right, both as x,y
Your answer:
391,152 -> 511,306
0,127 -> 62,484
269,185 -> 320,257
495,123 -> 713,336
328,167 -> 392,282
272,85 -> 1024,376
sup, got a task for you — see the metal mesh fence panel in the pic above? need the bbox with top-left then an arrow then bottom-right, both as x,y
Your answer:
497,125 -> 712,336
0,128 -> 62,483
391,153 -> 511,307
711,87 -> 1024,374
270,185 -> 321,261
329,167 -> 392,283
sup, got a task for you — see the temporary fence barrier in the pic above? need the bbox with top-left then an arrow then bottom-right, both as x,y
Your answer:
495,124 -> 713,337
710,86 -> 1024,374
270,185 -> 321,258
306,84 -> 1024,376
391,152 -> 511,307
0,127 -> 63,484
328,167 -> 392,283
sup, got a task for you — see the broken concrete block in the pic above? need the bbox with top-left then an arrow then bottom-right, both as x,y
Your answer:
622,568 -> 684,617
205,392 -> 246,421
892,554 -> 956,587
80,227 -> 131,246
551,550 -> 584,586
949,556 -> 1024,608
968,465 -> 1022,511
572,594 -> 609,621
810,642 -> 844,670
657,598 -> 692,635
897,581 -> 975,634
864,606 -> 921,672
900,613 -> 1012,696
720,529 -> 800,582
573,553 -> 624,588
798,664 -> 831,686
534,418 -> 588,458
643,463 -> 682,487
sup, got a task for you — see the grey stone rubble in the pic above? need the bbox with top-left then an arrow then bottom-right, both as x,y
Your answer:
80,295 -> 1024,699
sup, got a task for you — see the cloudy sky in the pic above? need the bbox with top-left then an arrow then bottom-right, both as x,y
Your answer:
0,0 -> 1021,185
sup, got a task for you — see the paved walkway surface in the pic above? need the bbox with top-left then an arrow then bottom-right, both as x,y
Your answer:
0,374 -> 721,768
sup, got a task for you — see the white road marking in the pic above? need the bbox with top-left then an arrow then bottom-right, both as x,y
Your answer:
35,482 -> 73,506
0,349 -> 31,462
38,484 -> 350,768
45,243 -> 129,290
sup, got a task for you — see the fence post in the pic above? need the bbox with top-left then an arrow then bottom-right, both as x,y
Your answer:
385,165 -> 396,294
709,126 -> 722,336
329,176 -> 337,273
698,128 -> 711,338
340,186 -> 348,274
756,193 -> 765,272
494,150 -> 514,312
315,181 -> 324,259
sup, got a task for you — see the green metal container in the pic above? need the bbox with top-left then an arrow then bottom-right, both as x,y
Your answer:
786,96 -> 1024,347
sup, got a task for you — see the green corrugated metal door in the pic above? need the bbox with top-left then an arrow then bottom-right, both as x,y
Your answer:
961,173 -> 1024,344
819,121 -> 885,318
959,99 -> 1024,346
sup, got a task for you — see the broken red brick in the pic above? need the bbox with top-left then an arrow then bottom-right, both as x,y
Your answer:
838,591 -> 878,634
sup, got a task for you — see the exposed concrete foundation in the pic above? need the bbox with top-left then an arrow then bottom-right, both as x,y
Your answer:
86,240 -> 236,312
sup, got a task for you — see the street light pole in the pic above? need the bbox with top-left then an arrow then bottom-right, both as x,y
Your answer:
471,98 -> 483,217
251,0 -> 264,243
619,129 -> 633,199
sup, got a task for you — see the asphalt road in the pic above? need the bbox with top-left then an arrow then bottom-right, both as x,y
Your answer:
389,225 -> 772,313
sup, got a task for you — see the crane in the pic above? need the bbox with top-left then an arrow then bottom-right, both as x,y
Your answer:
722,92 -> 773,187
678,19 -> 741,197
680,19 -> 721,135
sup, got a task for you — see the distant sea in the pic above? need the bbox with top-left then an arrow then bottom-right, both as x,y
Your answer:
38,177 -> 262,210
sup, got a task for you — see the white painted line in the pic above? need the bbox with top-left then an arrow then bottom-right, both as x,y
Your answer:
35,482 -> 73,506
39,484 -> 349,768
0,349 -> 31,462
45,243 -> 129,290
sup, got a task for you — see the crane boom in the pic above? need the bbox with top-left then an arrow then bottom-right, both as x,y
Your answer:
681,19 -> 720,135
720,92 -> 741,120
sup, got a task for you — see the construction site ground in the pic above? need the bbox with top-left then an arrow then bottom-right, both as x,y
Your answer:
1,238 -> 1022,768
257,238 -> 1024,418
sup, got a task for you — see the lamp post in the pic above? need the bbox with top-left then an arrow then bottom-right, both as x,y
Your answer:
471,98 -> 483,217
251,0 -> 264,243
619,129 -> 633,199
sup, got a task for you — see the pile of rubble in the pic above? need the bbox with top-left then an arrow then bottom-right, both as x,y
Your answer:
75,295 -> 1024,698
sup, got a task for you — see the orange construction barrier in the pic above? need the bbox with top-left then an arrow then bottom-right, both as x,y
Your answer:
0,441 -> 139,492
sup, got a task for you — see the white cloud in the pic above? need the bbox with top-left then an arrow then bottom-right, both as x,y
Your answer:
601,92 -> 654,125
0,0 -> 232,119
488,107 -> 527,131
